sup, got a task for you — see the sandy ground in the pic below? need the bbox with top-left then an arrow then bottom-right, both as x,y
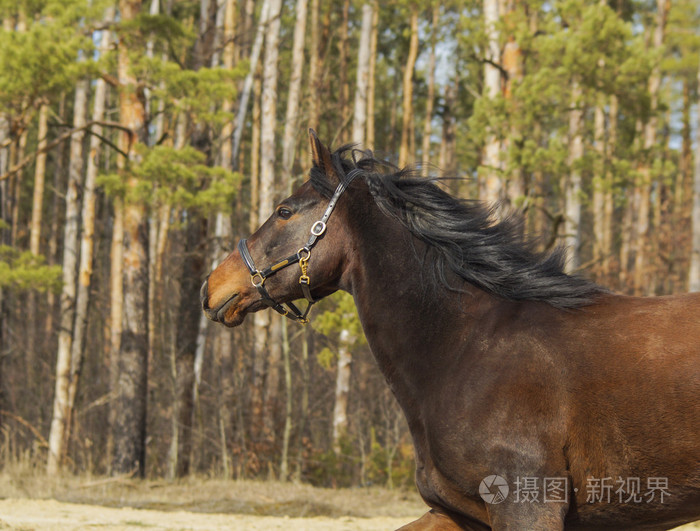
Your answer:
0,498 -> 415,530
0,476 -> 697,531
1,499 -> 699,531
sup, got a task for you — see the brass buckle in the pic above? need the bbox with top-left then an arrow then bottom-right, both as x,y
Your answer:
251,271 -> 265,287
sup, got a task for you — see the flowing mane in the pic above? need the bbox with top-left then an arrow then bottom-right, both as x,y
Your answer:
310,146 -> 605,309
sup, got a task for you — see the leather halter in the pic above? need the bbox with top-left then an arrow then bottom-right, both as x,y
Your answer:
237,168 -> 362,324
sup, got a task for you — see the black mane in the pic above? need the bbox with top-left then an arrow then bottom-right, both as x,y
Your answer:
310,146 -> 605,309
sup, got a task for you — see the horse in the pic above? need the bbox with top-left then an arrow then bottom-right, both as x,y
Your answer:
201,130 -> 700,530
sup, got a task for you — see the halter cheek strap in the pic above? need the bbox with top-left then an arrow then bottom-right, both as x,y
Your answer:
238,239 -> 312,323
238,168 -> 362,324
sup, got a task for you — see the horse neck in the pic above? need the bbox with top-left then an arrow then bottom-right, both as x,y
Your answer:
341,200 -> 496,400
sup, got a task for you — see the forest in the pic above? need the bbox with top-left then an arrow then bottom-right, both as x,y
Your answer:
0,0 -> 699,488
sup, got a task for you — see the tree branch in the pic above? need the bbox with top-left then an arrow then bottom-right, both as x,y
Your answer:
0,120 -> 133,181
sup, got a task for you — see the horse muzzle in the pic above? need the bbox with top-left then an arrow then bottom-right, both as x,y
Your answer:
200,249 -> 254,327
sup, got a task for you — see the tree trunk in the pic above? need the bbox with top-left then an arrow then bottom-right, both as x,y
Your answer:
293,328 -> 310,481
252,0 -> 283,456
352,3 -> 373,145
111,0 -> 150,477
332,328 -> 355,454
282,0 -> 308,189
563,79 -> 584,273
211,0 -> 237,478
633,0 -> 669,295
46,76 -> 89,475
336,0 -> 350,145
421,3 -> 439,176
279,318 -> 292,481
481,0 -> 502,204
366,1 -> 378,151
398,7 -> 419,168
231,0 -> 270,169
68,9 -> 115,443
439,80 -> 457,183
26,103 -> 49,384
605,93 -> 618,281
170,218 -> 206,478
592,81 -> 606,274
249,71 -> 262,233
688,56 -> 700,292
307,0 -> 321,134
29,104 -> 48,256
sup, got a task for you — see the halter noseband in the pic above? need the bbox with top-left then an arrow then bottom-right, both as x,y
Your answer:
237,168 -> 362,324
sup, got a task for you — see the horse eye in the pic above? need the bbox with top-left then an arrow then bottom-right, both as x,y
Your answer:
277,207 -> 293,220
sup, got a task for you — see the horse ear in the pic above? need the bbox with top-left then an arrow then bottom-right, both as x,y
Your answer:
308,128 -> 337,180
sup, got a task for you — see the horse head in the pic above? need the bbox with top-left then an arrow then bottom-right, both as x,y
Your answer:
201,130 -> 355,327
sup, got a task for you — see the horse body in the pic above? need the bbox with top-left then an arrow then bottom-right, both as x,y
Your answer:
347,194 -> 700,529
202,131 -> 700,530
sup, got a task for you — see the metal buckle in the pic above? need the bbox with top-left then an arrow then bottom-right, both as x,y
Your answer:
310,221 -> 326,237
251,271 -> 265,287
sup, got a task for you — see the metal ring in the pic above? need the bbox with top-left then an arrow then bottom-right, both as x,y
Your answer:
298,247 -> 311,260
310,221 -> 327,237
250,271 -> 265,287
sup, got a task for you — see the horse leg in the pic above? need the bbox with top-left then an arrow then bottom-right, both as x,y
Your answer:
395,510 -> 471,531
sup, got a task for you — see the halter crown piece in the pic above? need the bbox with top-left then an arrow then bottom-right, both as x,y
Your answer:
237,168 -> 363,324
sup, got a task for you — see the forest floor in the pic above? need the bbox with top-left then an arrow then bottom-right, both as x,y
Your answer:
0,470 -> 698,530
0,470 -> 425,530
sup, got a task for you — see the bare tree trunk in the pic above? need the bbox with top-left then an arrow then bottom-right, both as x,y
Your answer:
111,0 -> 150,477
210,0 -> 237,478
600,94 -> 617,280
307,0 -> 321,134
332,328 -> 355,454
352,3 -> 373,145
253,0 -> 283,458
688,56 -> 700,292
439,80 -> 457,182
46,76 -> 89,475
634,0 -> 669,295
279,318 -> 292,481
398,7 -> 419,168
336,0 -> 350,145
677,77 -> 692,213
563,79 -> 583,273
166,114 -> 189,479
67,17 -> 114,446
481,0 -> 501,204
29,104 -> 48,256
282,0 -> 308,189
26,103 -> 49,383
231,0 -> 270,168
171,218 -> 206,478
146,0 -> 163,376
421,3 -> 439,176
249,71 -> 261,233
366,1 -> 378,151
592,83 -> 606,274
293,328 -> 310,481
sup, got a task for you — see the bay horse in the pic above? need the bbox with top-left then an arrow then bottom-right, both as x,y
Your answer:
201,130 -> 700,530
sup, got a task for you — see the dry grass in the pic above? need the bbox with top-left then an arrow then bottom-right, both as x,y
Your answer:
0,461 -> 697,529
0,461 -> 424,519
